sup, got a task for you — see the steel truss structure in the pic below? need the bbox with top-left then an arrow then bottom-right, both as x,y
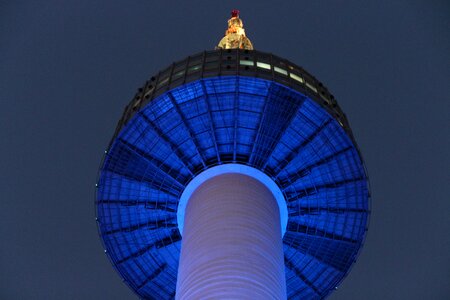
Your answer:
96,49 -> 371,299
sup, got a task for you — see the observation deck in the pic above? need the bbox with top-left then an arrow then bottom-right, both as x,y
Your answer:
96,49 -> 371,299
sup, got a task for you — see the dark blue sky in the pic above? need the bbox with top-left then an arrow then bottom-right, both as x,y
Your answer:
1,1 -> 449,299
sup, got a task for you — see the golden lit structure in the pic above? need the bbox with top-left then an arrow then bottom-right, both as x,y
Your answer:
217,10 -> 253,50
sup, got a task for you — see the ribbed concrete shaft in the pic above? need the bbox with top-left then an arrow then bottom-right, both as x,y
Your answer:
176,173 -> 286,300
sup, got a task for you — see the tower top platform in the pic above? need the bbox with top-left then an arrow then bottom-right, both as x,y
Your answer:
111,49 -> 355,147
96,49 -> 371,299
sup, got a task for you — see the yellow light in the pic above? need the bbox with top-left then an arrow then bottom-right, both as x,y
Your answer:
217,10 -> 253,50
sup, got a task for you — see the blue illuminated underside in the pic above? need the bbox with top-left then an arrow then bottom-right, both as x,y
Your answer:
97,76 -> 369,299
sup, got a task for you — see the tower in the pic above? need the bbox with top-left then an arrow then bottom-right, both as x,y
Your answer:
96,10 -> 370,299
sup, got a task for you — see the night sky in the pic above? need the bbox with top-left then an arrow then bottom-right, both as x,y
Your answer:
1,1 -> 449,299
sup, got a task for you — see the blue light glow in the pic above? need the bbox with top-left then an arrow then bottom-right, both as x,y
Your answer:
97,76 -> 370,299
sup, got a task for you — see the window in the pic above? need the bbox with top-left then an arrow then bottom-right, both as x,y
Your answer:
305,82 -> 318,93
239,60 -> 254,66
256,62 -> 271,70
274,66 -> 288,76
289,73 -> 304,83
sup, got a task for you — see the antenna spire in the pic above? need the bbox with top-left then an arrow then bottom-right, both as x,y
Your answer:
217,9 -> 253,50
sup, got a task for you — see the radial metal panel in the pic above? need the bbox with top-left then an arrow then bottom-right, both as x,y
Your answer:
96,50 -> 370,300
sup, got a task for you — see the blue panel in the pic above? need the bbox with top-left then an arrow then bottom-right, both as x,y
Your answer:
97,76 -> 370,299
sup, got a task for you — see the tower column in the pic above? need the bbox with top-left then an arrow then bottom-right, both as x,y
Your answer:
176,173 -> 287,300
